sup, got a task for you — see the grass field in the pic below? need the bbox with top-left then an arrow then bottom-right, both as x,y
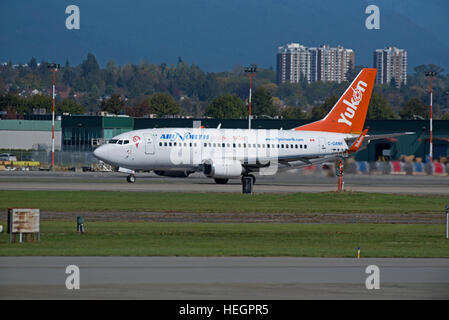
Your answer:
1,190 -> 448,257
0,190 -> 448,214
0,221 -> 448,257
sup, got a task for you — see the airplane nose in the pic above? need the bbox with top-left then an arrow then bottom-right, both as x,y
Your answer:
93,145 -> 109,161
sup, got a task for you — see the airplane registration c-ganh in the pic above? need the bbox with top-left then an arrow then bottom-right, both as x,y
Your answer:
93,68 -> 411,184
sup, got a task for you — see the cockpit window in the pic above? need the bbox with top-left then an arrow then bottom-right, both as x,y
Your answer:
118,140 -> 123,145
124,140 -> 129,144
109,139 -> 119,144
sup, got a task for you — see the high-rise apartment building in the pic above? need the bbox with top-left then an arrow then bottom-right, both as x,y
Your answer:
373,47 -> 407,87
276,43 -> 354,85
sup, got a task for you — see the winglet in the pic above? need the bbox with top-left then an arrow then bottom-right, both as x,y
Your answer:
348,129 -> 368,153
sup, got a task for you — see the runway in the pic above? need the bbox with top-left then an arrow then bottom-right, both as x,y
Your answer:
1,257 -> 448,299
0,171 -> 448,194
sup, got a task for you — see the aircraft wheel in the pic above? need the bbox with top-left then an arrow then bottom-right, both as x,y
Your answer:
127,174 -> 136,183
214,178 -> 229,184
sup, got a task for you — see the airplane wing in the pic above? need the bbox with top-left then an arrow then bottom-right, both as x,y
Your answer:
366,132 -> 415,141
345,131 -> 415,145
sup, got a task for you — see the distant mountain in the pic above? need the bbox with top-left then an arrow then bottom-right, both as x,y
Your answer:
1,0 -> 448,73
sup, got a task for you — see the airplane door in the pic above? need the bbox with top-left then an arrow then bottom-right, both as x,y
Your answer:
319,137 -> 327,153
144,134 -> 155,155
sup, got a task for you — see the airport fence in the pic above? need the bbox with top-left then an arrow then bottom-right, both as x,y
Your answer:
309,160 -> 449,176
0,150 -> 98,169
1,149 -> 448,175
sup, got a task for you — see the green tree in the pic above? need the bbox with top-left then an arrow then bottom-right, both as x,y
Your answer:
310,96 -> 338,120
413,64 -> 445,76
100,94 -> 126,115
28,94 -> 53,113
204,94 -> 247,119
280,106 -> 307,119
252,87 -> 276,117
399,98 -> 428,120
80,53 -> 101,93
150,93 -> 180,117
367,93 -> 397,120
0,93 -> 29,114
28,57 -> 38,71
127,96 -> 152,117
389,77 -> 398,88
56,98 -> 86,115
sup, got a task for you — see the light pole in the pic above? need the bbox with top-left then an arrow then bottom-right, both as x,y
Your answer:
48,63 -> 61,170
244,64 -> 257,129
425,71 -> 437,162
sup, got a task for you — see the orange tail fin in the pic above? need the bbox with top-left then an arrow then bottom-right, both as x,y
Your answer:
294,68 -> 376,134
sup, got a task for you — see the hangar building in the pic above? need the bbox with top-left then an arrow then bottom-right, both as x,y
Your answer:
0,119 -> 62,150
1,116 -> 448,163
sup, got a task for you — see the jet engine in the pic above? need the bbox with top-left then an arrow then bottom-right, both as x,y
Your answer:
202,160 -> 243,178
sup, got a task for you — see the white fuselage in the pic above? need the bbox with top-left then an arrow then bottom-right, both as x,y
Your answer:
94,128 -> 352,175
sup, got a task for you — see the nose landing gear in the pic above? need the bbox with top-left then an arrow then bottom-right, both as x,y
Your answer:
126,174 -> 136,183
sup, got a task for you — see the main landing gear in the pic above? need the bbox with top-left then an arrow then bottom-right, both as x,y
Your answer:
241,174 -> 255,194
213,174 -> 256,185
126,174 -> 136,183
214,178 -> 229,184
241,174 -> 256,185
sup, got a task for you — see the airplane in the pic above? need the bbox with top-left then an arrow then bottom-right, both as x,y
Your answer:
93,68 -> 411,184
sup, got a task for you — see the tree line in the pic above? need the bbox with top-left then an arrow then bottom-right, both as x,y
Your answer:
1,53 -> 448,120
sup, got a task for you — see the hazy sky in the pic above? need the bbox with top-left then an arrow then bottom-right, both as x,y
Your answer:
1,0 -> 448,72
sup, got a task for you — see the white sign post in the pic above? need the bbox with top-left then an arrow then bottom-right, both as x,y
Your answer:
7,208 -> 40,243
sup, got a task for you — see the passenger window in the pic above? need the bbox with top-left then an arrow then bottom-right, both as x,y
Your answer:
304,145 -> 307,149
281,144 -> 284,148
295,144 -> 298,149
243,144 -> 246,148
164,142 -> 167,146
300,144 -> 303,148
159,142 -> 162,146
267,144 -> 270,148
169,142 -> 172,147
233,143 -> 236,148
204,143 -> 207,147
189,143 -> 192,147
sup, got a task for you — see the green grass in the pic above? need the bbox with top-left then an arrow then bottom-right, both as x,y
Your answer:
0,190 -> 448,214
0,221 -> 448,257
